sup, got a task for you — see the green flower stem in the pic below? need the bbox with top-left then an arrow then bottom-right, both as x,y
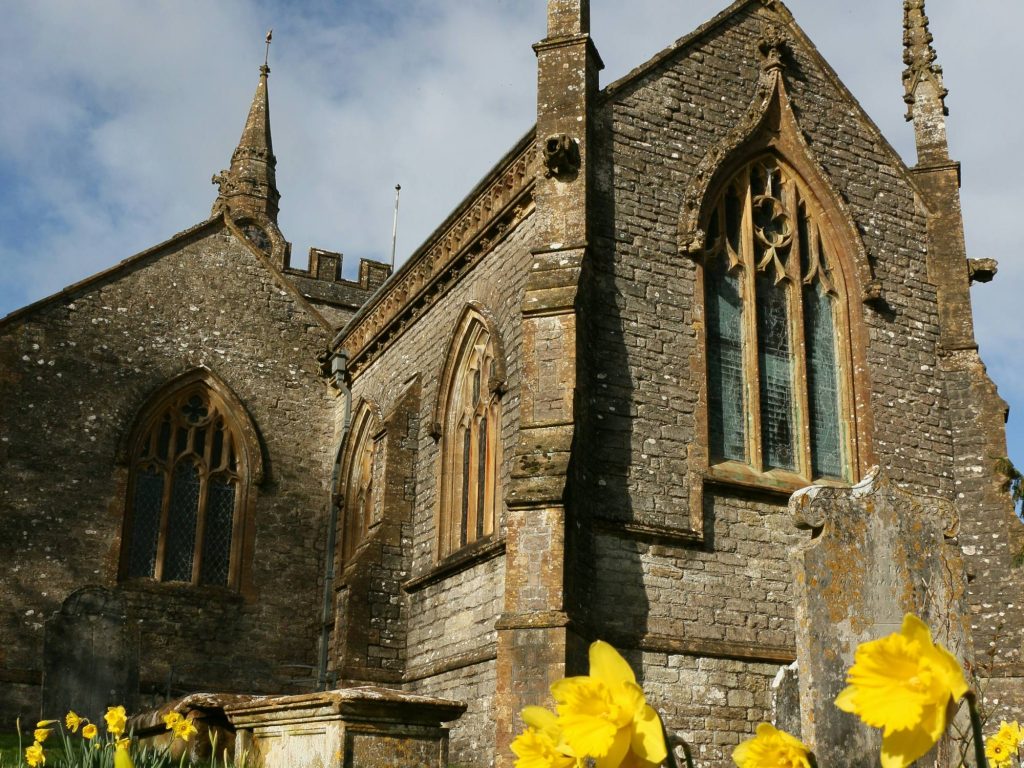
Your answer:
965,691 -> 989,768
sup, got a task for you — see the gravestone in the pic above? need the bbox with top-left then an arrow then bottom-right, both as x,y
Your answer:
226,687 -> 466,768
42,587 -> 140,721
788,467 -> 970,768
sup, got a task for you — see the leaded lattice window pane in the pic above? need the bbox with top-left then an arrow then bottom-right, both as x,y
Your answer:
460,425 -> 471,548
805,280 -> 842,478
200,477 -> 235,586
756,272 -> 796,471
706,258 -> 746,462
164,461 -> 200,582
476,414 -> 488,540
127,467 -> 163,578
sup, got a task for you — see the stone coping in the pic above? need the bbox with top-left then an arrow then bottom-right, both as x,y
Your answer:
224,686 -> 466,728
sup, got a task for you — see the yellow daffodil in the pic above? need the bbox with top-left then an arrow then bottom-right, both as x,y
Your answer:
82,723 -> 98,740
115,737 -> 131,751
65,711 -> 83,733
105,705 -> 128,736
986,735 -> 1016,768
733,723 -> 811,768
993,721 -> 1024,746
162,711 -> 182,730
35,720 -> 57,727
33,728 -> 52,743
511,706 -> 576,768
835,614 -> 969,768
172,716 -> 199,742
25,741 -> 45,767
985,723 -> 1023,768
114,746 -> 135,768
551,640 -> 667,768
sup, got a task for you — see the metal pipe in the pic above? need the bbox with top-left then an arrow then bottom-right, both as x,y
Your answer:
317,351 -> 350,690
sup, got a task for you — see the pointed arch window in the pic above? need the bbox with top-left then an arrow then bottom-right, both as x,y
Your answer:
122,381 -> 252,587
703,156 -> 854,484
438,314 -> 503,558
340,405 -> 380,564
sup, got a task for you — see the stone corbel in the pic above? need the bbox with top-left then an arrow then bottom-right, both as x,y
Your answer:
967,257 -> 998,284
542,134 -> 581,179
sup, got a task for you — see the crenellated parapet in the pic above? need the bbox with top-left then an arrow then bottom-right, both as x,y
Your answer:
283,248 -> 391,328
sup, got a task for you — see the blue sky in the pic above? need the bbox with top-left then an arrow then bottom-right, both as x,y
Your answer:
1,0 -> 1021,474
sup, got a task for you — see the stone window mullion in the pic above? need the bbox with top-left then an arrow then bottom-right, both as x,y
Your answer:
123,381 -> 248,588
703,155 -> 854,486
739,178 -> 763,473
785,183 -> 813,480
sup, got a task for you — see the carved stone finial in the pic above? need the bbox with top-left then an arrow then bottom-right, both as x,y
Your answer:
902,0 -> 948,120
757,21 -> 788,72
542,134 -> 581,179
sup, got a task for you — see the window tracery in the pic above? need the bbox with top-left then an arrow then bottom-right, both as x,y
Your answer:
703,156 -> 853,483
123,382 -> 248,587
438,315 -> 502,558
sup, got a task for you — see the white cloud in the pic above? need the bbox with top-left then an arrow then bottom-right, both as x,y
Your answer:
1,0 -> 1022,469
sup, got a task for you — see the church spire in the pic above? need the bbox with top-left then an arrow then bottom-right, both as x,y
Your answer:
902,0 -> 949,165
212,31 -> 280,224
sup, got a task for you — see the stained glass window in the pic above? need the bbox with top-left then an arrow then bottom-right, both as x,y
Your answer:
703,157 -> 850,481
124,383 -> 244,586
439,316 -> 502,558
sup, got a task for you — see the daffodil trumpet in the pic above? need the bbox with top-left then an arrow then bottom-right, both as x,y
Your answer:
835,614 -> 973,768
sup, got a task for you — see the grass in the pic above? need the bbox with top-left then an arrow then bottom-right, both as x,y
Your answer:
0,731 -> 71,767
0,734 -> 21,766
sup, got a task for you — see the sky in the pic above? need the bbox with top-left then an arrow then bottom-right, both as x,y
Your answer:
1,0 -> 1021,474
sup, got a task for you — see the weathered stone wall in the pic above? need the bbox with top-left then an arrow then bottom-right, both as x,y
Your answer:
0,223 -> 336,724
333,212 -> 537,758
641,652 -> 781,766
945,353 -> 1024,722
588,494 -> 803,653
576,2 -> 958,749
406,661 -> 497,767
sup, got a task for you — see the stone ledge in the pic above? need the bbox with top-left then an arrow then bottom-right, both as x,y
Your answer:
225,687 -> 466,727
401,537 -> 505,593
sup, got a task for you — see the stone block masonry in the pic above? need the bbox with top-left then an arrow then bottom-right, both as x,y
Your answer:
0,221 -> 337,724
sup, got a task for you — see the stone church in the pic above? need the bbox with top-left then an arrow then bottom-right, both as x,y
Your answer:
1,0 -> 1021,764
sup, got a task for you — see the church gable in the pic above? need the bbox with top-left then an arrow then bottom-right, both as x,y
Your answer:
0,220 -> 338,713
584,0 -> 950,533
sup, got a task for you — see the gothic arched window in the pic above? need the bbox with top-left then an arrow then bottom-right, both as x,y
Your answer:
437,313 -> 503,558
340,405 -> 379,564
122,380 -> 251,587
703,156 -> 854,483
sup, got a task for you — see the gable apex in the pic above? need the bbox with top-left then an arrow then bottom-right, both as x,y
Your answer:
601,0 -> 926,205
